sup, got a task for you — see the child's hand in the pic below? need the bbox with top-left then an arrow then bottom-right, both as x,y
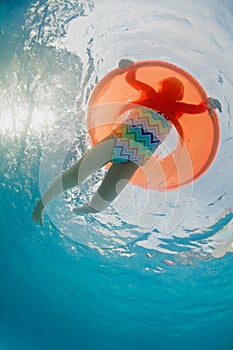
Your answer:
118,59 -> 135,71
207,97 -> 222,116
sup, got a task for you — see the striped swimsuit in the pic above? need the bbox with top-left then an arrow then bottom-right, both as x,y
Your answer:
112,106 -> 171,166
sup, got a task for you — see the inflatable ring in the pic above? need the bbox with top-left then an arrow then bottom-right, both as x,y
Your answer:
86,60 -> 220,191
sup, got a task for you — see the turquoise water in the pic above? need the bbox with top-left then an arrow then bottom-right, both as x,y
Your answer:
1,0 -> 233,349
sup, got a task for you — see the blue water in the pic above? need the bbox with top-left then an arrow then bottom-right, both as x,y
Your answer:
1,0 -> 233,349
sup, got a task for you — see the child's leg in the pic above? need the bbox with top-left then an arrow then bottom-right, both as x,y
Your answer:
73,161 -> 139,214
62,137 -> 114,190
32,137 -> 114,225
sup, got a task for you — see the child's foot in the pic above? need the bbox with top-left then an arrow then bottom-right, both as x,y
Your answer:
72,204 -> 99,215
32,199 -> 44,226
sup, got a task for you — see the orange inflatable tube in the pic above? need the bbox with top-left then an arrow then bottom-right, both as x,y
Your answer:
86,60 -> 220,191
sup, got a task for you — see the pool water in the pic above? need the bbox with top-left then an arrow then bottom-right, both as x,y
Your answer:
1,0 -> 233,349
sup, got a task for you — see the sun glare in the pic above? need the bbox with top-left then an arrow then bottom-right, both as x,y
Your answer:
31,108 -> 55,130
0,106 -> 55,136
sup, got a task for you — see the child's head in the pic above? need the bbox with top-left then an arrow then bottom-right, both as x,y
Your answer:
158,77 -> 184,101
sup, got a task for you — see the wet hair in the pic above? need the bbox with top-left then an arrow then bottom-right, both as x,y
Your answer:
159,77 -> 184,101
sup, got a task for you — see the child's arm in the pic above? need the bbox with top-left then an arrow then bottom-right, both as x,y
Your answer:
118,59 -> 156,99
125,69 -> 157,100
177,98 -> 222,116
125,69 -> 156,96
176,101 -> 207,115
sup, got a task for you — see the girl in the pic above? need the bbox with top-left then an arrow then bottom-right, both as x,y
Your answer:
32,59 -> 222,225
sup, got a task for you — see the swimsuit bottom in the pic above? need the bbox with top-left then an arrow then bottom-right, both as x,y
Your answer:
112,106 -> 171,166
